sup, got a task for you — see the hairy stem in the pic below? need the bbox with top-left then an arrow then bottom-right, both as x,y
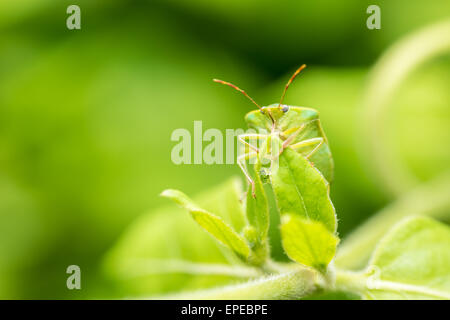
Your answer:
335,270 -> 366,295
151,268 -> 318,300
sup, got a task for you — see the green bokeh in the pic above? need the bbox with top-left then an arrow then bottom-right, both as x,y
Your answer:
0,0 -> 448,298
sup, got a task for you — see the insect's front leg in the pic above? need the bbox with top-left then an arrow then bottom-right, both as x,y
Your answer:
237,151 -> 258,197
264,126 -> 303,161
238,133 -> 268,154
237,133 -> 270,197
290,137 -> 324,159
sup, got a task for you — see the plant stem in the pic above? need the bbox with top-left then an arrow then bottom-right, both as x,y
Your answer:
368,279 -> 450,300
334,269 -> 366,296
152,268 -> 318,300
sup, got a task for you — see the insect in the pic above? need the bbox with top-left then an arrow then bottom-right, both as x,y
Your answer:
214,65 -> 333,195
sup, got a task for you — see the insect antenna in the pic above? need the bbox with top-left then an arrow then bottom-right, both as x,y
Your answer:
213,79 -> 262,111
278,64 -> 307,108
214,79 -> 276,125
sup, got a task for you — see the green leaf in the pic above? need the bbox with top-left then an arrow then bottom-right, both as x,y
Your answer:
364,216 -> 450,300
271,147 -> 336,233
270,145 -> 338,271
336,173 -> 450,270
246,162 -> 269,241
201,177 -> 247,233
281,214 -> 338,272
161,189 -> 250,259
103,178 -> 253,297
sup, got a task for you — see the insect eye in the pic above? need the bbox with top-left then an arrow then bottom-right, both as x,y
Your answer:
282,105 -> 289,113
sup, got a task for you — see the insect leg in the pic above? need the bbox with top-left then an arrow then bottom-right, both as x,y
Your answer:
282,125 -> 306,149
282,125 -> 306,137
266,126 -> 305,161
237,151 -> 258,197
238,133 -> 267,153
290,137 -> 324,159
281,118 -> 321,139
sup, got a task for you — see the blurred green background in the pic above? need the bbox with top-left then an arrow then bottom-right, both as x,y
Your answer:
0,0 -> 449,298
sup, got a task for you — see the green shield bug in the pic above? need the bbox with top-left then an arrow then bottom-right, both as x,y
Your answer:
214,65 -> 333,195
